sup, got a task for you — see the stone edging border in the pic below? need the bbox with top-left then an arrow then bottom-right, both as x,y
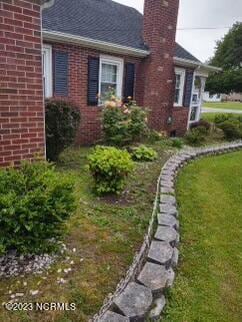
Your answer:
92,141 -> 242,322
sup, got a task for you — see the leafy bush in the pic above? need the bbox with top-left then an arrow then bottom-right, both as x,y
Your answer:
171,138 -> 183,149
184,128 -> 206,146
214,113 -> 231,125
217,120 -> 242,140
45,100 -> 81,161
131,145 -> 158,162
0,162 -> 76,256
102,94 -> 149,146
88,146 -> 134,195
147,130 -> 163,143
190,120 -> 211,132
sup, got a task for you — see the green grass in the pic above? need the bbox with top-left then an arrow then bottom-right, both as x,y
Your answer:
0,142 -> 171,322
201,113 -> 238,123
204,102 -> 242,111
162,151 -> 242,322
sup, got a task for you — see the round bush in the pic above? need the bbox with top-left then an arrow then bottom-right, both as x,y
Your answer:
184,128 -> 206,146
88,146 -> 134,195
190,120 -> 211,132
0,162 -> 76,256
218,120 -> 242,140
131,145 -> 157,162
45,100 -> 81,161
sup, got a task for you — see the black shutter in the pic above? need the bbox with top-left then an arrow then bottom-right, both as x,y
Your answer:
124,63 -> 135,100
54,51 -> 68,96
88,57 -> 99,106
183,70 -> 194,107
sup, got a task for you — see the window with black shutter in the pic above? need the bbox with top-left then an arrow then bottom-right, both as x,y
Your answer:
54,51 -> 69,97
88,57 -> 99,106
124,63 -> 135,100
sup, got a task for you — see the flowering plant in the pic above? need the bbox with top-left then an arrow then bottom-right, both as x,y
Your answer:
101,90 -> 149,146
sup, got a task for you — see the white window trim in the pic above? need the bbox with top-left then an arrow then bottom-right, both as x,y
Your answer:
174,67 -> 186,107
42,44 -> 53,98
99,55 -> 124,103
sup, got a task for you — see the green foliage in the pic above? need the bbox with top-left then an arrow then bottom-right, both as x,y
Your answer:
217,120 -> 242,140
171,138 -> 183,149
190,120 -> 211,132
184,128 -> 206,146
206,22 -> 242,94
102,96 -> 149,146
88,146 -> 134,195
214,113 -> 231,125
0,161 -> 76,255
131,145 -> 158,162
45,100 -> 81,161
147,130 -> 163,143
213,114 -> 242,140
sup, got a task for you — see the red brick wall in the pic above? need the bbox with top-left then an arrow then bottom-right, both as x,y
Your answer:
0,0 -> 45,167
49,42 -> 142,145
139,0 -> 180,134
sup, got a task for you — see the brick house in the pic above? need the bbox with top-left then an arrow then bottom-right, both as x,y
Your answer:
0,0 -> 218,167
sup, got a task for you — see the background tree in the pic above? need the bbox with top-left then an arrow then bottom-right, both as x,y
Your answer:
206,22 -> 242,94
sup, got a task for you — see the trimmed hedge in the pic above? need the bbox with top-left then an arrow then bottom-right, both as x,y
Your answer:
0,161 -> 76,255
88,146 -> 134,195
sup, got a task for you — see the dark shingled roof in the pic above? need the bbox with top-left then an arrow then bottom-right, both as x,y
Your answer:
42,0 -> 200,62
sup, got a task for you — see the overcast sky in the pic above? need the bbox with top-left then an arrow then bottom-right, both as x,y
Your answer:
114,0 -> 242,62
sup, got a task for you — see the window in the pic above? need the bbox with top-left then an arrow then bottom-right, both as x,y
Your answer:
190,106 -> 198,121
99,55 -> 124,102
174,68 -> 185,106
42,44 -> 53,98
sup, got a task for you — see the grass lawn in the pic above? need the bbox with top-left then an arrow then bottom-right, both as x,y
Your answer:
204,102 -> 242,111
201,113 -> 238,123
0,142 -> 171,322
163,151 -> 242,322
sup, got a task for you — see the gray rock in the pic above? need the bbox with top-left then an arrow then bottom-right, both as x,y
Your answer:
113,282 -> 152,321
160,187 -> 175,195
99,311 -> 129,322
157,213 -> 178,230
137,262 -> 168,296
160,180 -> 174,189
154,226 -> 177,246
159,204 -> 178,217
160,194 -> 176,206
148,295 -> 166,320
147,241 -> 173,267
167,268 -> 175,287
171,248 -> 179,268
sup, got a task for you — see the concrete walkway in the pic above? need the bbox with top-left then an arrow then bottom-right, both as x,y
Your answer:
202,107 -> 242,114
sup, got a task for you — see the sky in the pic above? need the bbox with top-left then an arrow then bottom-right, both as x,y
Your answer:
114,0 -> 242,63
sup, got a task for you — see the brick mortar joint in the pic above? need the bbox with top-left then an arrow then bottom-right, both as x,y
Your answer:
92,140 -> 242,321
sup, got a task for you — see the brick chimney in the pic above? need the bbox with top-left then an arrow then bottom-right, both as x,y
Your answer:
0,0 -> 46,167
140,0 -> 180,133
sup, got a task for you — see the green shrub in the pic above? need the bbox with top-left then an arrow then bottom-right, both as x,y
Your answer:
0,162 -> 76,256
131,145 -> 158,162
217,120 -> 242,140
102,95 -> 149,146
45,100 -> 80,161
147,130 -> 163,143
171,138 -> 183,149
190,120 -> 211,132
214,113 -> 230,125
88,146 -> 134,195
184,128 -> 206,146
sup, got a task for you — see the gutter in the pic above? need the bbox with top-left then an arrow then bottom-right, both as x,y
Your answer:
42,30 -> 150,58
174,57 -> 222,72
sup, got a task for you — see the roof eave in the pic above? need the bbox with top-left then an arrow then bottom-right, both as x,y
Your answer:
174,57 -> 222,72
42,30 -> 150,58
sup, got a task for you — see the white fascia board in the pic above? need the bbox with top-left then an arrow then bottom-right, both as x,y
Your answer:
174,57 -> 222,73
42,30 -> 150,58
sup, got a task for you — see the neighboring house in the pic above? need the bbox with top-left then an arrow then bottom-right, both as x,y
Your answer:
222,92 -> 242,102
0,0 -> 219,167
203,91 -> 222,103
